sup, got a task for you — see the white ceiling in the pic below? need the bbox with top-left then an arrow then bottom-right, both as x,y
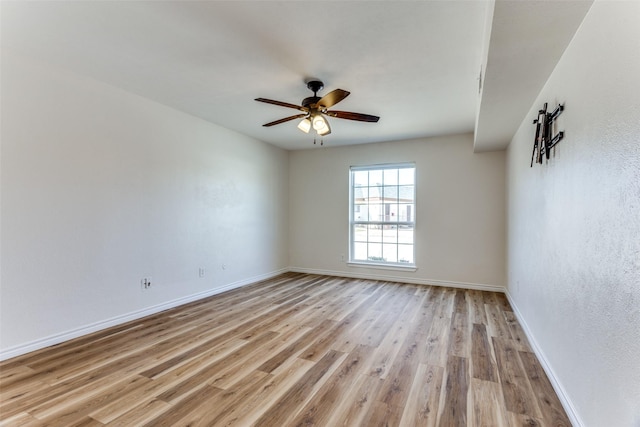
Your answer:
1,1 -> 593,151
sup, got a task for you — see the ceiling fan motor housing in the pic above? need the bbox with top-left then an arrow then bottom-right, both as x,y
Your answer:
306,80 -> 324,94
302,96 -> 321,109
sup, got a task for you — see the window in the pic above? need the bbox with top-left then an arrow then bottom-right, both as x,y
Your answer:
349,163 -> 415,267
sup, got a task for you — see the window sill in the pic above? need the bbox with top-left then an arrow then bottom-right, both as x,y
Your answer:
347,262 -> 417,272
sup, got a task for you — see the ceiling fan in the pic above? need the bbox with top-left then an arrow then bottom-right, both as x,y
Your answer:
255,80 -> 380,137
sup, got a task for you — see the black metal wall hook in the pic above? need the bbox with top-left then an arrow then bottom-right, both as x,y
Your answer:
531,103 -> 564,167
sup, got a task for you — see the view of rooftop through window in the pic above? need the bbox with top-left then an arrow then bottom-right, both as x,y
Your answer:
350,164 -> 415,266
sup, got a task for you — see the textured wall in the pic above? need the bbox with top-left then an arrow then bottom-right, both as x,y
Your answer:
506,2 -> 640,426
290,134 -> 506,288
1,49 -> 289,356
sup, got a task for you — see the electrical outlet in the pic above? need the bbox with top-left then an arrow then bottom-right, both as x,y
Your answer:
340,254 -> 345,262
141,277 -> 152,290
199,267 -> 206,278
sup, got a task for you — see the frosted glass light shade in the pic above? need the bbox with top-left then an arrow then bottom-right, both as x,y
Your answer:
317,119 -> 331,135
313,114 -> 331,135
313,114 -> 326,130
297,118 -> 311,133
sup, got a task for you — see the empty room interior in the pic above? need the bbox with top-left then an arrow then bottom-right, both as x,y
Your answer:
1,1 -> 639,426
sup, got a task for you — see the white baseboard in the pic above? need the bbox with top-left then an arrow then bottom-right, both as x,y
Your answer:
288,266 -> 505,293
0,268 -> 288,361
504,291 -> 583,427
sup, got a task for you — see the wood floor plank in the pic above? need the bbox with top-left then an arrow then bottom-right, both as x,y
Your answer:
471,323 -> 498,382
65,416 -> 104,427
105,399 -> 171,427
365,317 -> 411,379
181,370 -> 272,427
376,330 -> 422,409
519,350 -> 572,427
325,373 -> 385,427
503,310 -> 533,352
208,324 -> 310,389
421,315 -> 452,367
409,286 -> 435,325
356,308 -> 394,348
156,331 -> 278,403
485,304 -> 513,340
287,344 -> 374,426
508,411 -> 544,427
469,378 -> 509,427
0,274 -> 570,427
492,337 -> 542,418
0,411 -> 43,427
256,318 -> 336,374
453,289 -> 468,314
437,355 -> 469,427
468,290 -> 489,325
0,365 -> 36,389
448,312 -> 471,358
399,363 -> 444,427
252,349 -> 345,426
217,357 -> 314,426
362,400 -> 405,427
30,374 -> 151,423
299,296 -> 373,362
142,384 -> 223,427
89,374 -> 177,424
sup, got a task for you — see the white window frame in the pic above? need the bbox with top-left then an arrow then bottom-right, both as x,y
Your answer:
348,163 -> 416,270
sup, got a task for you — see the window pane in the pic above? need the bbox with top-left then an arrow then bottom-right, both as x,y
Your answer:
368,186 -> 382,202
382,203 -> 395,222
398,226 -> 414,244
383,225 -> 397,243
353,224 -> 367,242
368,204 -> 383,222
383,186 -> 398,202
367,243 -> 383,261
383,243 -> 398,263
354,187 -> 368,204
353,170 -> 368,187
368,224 -> 382,242
399,168 -> 414,185
354,205 -> 368,222
398,185 -> 414,202
354,242 -> 367,260
383,169 -> 398,185
369,170 -> 382,186
398,204 -> 414,223
398,244 -> 414,263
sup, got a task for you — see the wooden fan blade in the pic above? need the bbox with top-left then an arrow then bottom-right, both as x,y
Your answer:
255,98 -> 307,112
317,89 -> 350,109
327,110 -> 380,122
263,114 -> 307,127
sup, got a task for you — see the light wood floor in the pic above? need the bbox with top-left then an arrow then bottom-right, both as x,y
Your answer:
0,273 -> 571,426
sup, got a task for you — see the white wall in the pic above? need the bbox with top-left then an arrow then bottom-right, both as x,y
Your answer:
289,134 -> 506,289
506,2 -> 640,426
0,49 -> 289,358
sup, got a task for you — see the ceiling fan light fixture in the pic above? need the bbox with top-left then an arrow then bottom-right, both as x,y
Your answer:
297,118 -> 311,133
312,114 -> 327,131
317,118 -> 331,136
